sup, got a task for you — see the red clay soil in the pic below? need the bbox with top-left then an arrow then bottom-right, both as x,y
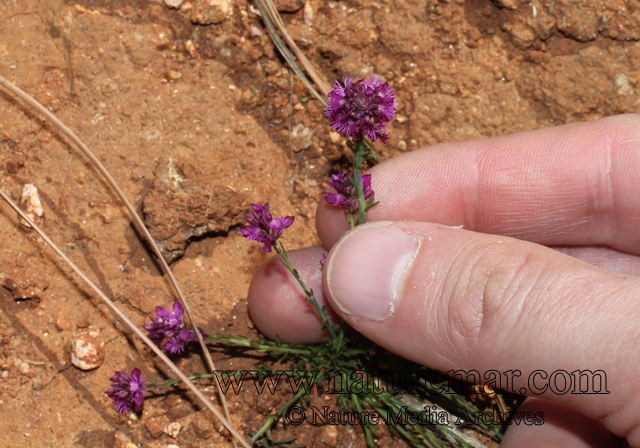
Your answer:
0,0 -> 638,446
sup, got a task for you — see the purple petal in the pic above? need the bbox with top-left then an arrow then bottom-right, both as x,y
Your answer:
172,301 -> 184,321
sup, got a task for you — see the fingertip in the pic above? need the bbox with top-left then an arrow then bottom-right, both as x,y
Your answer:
316,200 -> 350,249
501,398 -> 616,448
247,245 -> 337,344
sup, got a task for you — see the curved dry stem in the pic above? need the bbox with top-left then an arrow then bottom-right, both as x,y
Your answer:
254,1 -> 383,163
256,0 -> 331,96
0,75 -> 234,437
0,189 -> 250,448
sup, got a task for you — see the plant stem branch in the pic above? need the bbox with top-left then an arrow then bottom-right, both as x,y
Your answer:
353,137 -> 368,225
274,243 -> 337,340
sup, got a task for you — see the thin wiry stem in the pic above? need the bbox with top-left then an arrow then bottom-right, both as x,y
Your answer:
253,0 -> 327,103
0,75 -> 234,437
0,188 -> 250,448
254,0 -> 383,163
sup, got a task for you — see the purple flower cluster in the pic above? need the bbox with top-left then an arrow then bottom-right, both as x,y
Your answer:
105,368 -> 147,414
325,76 -> 397,143
321,172 -> 375,213
240,203 -> 294,252
143,301 -> 207,354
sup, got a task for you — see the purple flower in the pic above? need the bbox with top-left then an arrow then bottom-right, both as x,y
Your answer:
320,252 -> 327,268
325,76 -> 397,143
105,368 -> 147,414
240,203 -> 294,252
321,172 -> 375,213
142,301 -> 207,354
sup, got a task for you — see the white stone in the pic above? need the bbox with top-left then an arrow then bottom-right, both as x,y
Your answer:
291,123 -> 313,152
164,0 -> 184,8
164,421 -> 181,438
191,0 -> 232,25
20,184 -> 43,227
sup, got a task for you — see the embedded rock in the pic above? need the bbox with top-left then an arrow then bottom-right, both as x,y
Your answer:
145,415 -> 170,438
142,156 -> 250,263
70,328 -> 105,370
191,0 -> 232,25
3,269 -> 49,301
274,0 -> 306,13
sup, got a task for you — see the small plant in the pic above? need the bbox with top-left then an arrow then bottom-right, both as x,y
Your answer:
103,76 -> 504,447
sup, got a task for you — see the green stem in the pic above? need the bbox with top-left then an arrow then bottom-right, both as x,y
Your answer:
147,372 -> 213,389
353,137 -> 368,225
249,386 -> 307,445
204,335 -> 312,356
274,242 -> 338,340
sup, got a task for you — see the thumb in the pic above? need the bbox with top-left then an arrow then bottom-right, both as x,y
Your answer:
324,222 -> 640,443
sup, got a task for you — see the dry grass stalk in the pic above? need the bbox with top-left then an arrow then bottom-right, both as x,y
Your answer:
0,75 -> 237,442
254,0 -> 384,162
0,188 -> 250,448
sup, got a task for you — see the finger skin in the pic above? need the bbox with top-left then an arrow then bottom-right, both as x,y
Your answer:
247,246 -> 336,344
317,114 -> 640,252
552,246 -> 640,276
500,398 -> 616,448
246,245 -> 640,346
322,221 -> 640,444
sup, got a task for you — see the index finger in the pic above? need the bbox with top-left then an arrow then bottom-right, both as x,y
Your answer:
318,114 -> 640,253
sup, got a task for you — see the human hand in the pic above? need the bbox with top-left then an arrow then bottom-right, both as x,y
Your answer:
248,114 -> 640,447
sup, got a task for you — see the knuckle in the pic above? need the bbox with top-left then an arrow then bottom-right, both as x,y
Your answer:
442,239 -> 546,357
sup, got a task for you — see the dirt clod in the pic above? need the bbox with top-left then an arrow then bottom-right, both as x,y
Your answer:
274,0 -> 306,13
143,156 -> 250,262
192,412 -> 214,439
145,415 -> 170,438
3,269 -> 49,301
6,155 -> 24,174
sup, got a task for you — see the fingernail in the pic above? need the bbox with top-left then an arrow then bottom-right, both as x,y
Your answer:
326,224 -> 420,320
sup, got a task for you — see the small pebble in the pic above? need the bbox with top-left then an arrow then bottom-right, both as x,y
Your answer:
191,0 -> 232,25
291,124 -> 313,152
2,371 -> 9,378
164,421 -> 181,438
321,425 -> 338,447
164,0 -> 184,8
55,315 -> 69,331
20,184 -> 43,227
19,362 -> 29,375
184,39 -> 198,58
168,70 -> 182,80
70,328 -> 105,370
